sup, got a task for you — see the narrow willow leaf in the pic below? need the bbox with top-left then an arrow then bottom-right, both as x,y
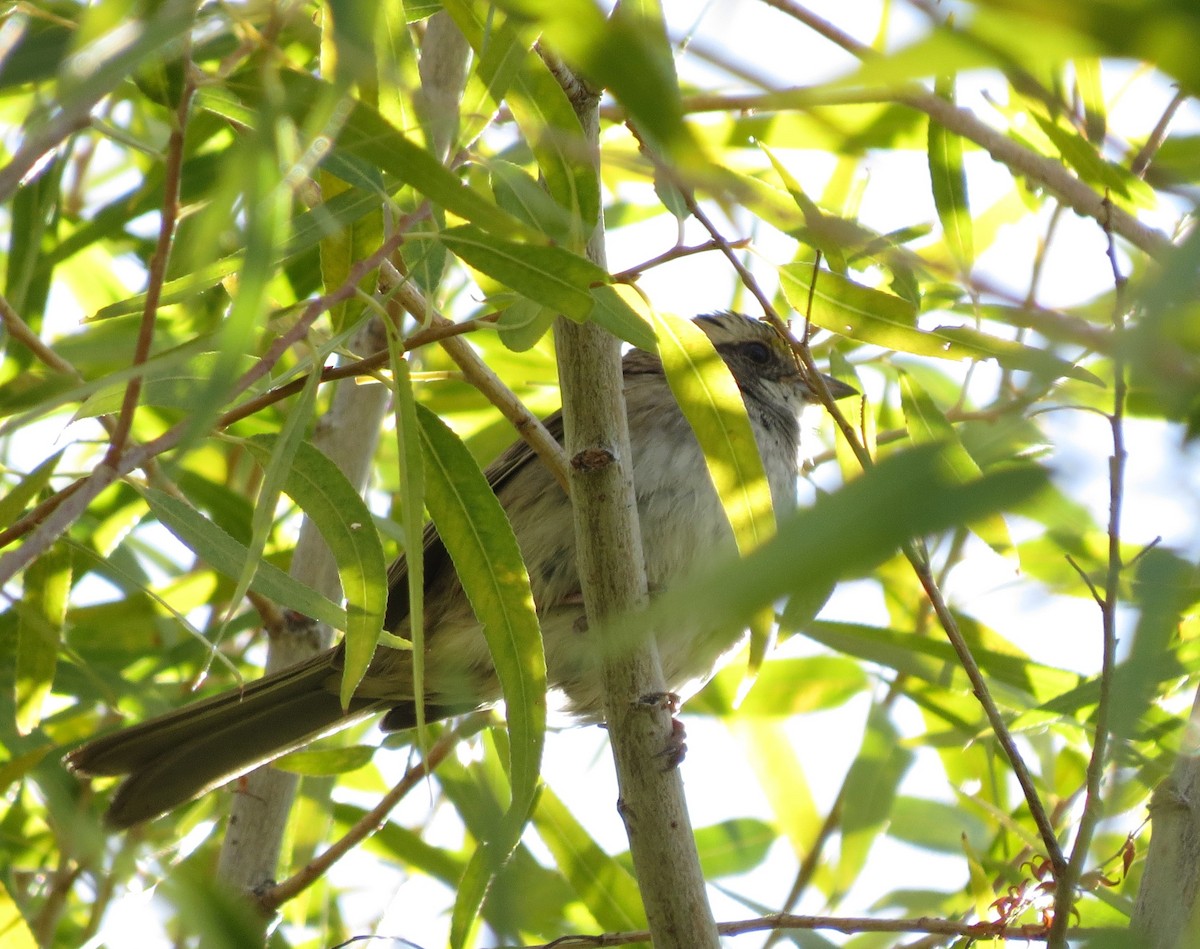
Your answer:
835,706 -> 914,899
532,784 -> 646,931
416,404 -> 544,793
932,325 -> 1103,384
650,311 -> 777,675
232,70 -> 534,239
588,285 -> 658,351
527,57 -> 593,173
388,348 -> 426,732
15,546 -> 71,734
693,655 -> 867,717
1110,549 -> 1197,740
496,298 -> 557,352
0,449 -> 63,525
226,365 -> 323,666
651,312 -> 776,555
142,487 -> 347,629
693,818 -> 778,879
779,262 -> 930,351
318,167 -> 384,333
1032,112 -> 1132,199
495,0 -> 689,157
734,718 -> 821,858
323,0 -> 378,86
928,75 -> 974,269
420,400 -> 545,948
899,373 -> 1014,558
759,141 -> 848,271
0,878 -> 37,949
73,353 -> 260,419
435,223 -> 606,319
805,620 -> 1081,703
488,159 -> 576,245
274,744 -> 375,776
780,262 -> 1100,380
888,795 -> 991,854
245,435 -> 388,708
1074,57 -> 1107,143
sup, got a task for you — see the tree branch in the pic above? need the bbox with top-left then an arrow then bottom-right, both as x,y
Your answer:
543,45 -> 722,949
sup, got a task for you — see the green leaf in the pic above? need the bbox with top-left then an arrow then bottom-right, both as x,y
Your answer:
532,784 -> 646,931
440,0 -> 599,234
141,488 -> 347,629
489,160 -> 577,245
434,223 -> 606,319
416,405 -> 544,787
805,619 -> 1081,705
244,435 -> 388,708
932,325 -> 1103,384
1110,549 -> 1198,740
651,312 -> 776,553
779,262 -> 925,350
15,546 -> 71,735
836,706 -> 913,899
388,348 -> 426,732
928,75 -> 974,269
0,877 -> 37,949
274,744 -> 375,776
318,166 -> 385,333
1031,112 -> 1133,200
417,405 -> 545,946
588,285 -> 657,351
650,310 -> 777,675
887,795 -> 991,854
496,298 -> 558,352
0,450 -> 63,526
495,0 -> 689,157
242,70 -> 534,239
899,373 -> 1014,557
692,655 -> 867,717
759,141 -> 848,271
693,818 -> 778,879
73,353 -> 261,419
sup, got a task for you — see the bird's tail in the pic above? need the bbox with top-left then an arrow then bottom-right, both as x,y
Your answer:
66,650 -> 383,828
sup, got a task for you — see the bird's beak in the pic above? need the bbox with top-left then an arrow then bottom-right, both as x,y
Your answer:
808,373 -> 858,402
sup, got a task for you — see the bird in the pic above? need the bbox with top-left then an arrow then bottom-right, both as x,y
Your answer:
66,312 -> 855,828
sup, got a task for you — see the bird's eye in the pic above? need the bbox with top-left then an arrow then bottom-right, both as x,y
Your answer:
742,341 -> 772,364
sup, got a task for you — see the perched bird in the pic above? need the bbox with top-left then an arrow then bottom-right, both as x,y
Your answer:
66,312 -> 854,827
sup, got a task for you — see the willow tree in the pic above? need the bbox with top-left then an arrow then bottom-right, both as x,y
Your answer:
2,1 -> 1198,947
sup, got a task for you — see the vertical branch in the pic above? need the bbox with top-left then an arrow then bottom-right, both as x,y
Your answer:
1048,203 -> 1129,945
545,50 -> 722,949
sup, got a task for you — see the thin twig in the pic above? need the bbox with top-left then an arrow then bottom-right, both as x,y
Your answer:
1130,87 -> 1189,179
611,238 -> 750,283
906,542 -> 1067,877
1048,198 -> 1129,945
257,714 -> 490,912
105,56 -> 195,464
506,911 -> 1077,947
